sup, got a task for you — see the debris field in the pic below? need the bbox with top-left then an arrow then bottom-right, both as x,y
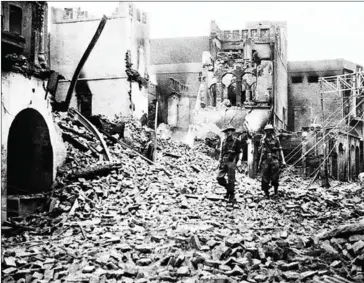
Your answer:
2,111 -> 364,283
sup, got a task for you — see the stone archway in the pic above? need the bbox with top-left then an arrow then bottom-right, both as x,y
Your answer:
7,108 -> 53,196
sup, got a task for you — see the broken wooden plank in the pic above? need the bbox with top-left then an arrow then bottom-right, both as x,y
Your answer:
61,133 -> 89,152
68,199 -> 79,216
58,123 -> 93,141
68,108 -> 112,161
163,152 -> 182,159
318,221 -> 364,240
68,162 -> 123,180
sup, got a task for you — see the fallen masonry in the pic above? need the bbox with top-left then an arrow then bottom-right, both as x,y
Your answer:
2,111 -> 364,283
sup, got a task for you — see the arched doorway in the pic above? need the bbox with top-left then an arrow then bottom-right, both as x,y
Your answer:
7,109 -> 53,196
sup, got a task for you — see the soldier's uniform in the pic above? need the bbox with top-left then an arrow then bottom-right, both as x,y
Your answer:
216,127 -> 241,201
142,129 -> 155,162
259,127 -> 283,196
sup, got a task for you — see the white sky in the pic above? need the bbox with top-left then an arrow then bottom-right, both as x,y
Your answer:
49,1 -> 364,66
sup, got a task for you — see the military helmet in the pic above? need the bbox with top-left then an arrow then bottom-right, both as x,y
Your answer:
263,124 -> 274,131
221,125 -> 236,133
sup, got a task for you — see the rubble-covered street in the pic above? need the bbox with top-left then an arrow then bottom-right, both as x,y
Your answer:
2,2 -> 364,283
2,113 -> 363,283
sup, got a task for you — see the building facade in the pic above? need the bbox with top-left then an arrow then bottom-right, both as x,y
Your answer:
150,36 -> 210,130
50,2 -> 151,120
1,1 -> 66,221
288,59 -> 364,181
150,20 -> 288,176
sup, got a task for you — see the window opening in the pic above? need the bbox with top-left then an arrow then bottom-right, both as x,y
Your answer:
292,76 -> 303,84
9,5 -> 22,35
308,76 -> 319,83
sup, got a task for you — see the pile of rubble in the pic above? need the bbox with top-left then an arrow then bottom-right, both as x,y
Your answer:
2,111 -> 364,283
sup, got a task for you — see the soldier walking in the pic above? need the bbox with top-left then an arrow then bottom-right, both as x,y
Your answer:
216,126 -> 242,203
142,128 -> 155,162
258,124 -> 286,198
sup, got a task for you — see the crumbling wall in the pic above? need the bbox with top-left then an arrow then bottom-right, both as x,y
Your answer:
50,8 -> 150,119
288,74 -> 343,132
1,72 -> 67,221
273,28 -> 288,129
193,105 -> 270,133
168,94 -> 179,127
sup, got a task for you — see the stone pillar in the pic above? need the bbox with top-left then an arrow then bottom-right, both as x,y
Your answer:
234,66 -> 244,106
302,140 -> 307,177
245,88 -> 251,102
1,145 -> 7,223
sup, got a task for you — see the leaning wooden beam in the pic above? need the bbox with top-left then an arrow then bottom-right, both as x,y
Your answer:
97,128 -> 172,177
68,108 -> 112,161
63,16 -> 108,111
68,162 -> 123,180
318,221 -> 364,240
58,123 -> 94,141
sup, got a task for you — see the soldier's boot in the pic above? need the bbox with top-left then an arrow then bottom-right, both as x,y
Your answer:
274,185 -> 278,196
262,183 -> 270,199
264,189 -> 270,199
224,184 -> 230,199
227,183 -> 236,203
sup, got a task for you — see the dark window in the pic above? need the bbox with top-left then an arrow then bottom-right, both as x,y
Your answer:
308,76 -> 319,83
292,76 -> 303,84
9,5 -> 22,35
142,12 -> 147,24
228,83 -> 236,106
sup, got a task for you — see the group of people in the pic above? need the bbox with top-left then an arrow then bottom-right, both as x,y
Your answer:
216,124 -> 286,203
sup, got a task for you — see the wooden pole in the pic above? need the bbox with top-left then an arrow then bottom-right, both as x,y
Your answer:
154,101 -> 159,162
320,80 -> 330,188
63,16 -> 108,111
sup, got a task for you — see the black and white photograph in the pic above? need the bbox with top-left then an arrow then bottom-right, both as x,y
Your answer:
1,1 -> 364,282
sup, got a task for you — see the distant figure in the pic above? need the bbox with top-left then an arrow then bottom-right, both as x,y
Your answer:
142,128 -> 155,162
140,111 -> 148,127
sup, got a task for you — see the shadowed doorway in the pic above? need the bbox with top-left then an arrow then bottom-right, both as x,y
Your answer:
7,109 -> 53,196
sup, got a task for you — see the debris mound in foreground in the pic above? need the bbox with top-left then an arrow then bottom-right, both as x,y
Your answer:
2,112 -> 364,283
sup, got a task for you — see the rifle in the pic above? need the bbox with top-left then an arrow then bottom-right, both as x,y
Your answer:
258,148 -> 264,171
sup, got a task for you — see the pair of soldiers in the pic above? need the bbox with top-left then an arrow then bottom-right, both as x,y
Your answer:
216,124 -> 286,201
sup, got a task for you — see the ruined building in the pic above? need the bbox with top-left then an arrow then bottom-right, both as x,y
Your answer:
288,60 -> 364,181
150,36 -> 209,130
151,20 -> 288,176
1,1 -> 66,221
50,2 -> 155,120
